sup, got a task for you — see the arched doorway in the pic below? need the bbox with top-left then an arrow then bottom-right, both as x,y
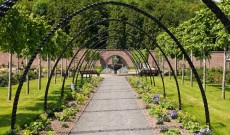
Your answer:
102,55 -> 129,74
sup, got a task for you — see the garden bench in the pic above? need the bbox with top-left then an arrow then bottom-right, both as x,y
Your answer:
139,69 -> 159,76
55,70 -> 66,77
79,70 -> 100,78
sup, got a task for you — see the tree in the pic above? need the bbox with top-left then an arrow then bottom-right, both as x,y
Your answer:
0,8 -> 26,100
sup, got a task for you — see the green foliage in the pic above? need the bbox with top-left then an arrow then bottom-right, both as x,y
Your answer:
24,122 -> 45,135
159,99 -> 175,110
32,0 -> 48,16
163,115 -> 171,122
185,67 -> 230,84
149,106 -> 167,118
76,93 -> 86,105
46,131 -> 56,135
184,121 -> 200,133
58,108 -> 77,121
0,71 -> 38,87
164,128 -> 180,135
141,93 -> 153,104
85,50 -> 100,62
82,87 -> 91,97
177,112 -> 200,133
23,113 -> 51,134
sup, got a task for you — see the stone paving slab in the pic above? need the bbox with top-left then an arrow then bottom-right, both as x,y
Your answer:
70,76 -> 154,135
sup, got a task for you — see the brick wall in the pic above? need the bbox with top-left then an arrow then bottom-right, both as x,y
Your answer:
0,51 -> 229,70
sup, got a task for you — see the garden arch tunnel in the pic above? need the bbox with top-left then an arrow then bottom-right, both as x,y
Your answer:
43,19 -> 181,113
49,25 -> 176,109
5,1 -> 230,132
10,2 -> 207,132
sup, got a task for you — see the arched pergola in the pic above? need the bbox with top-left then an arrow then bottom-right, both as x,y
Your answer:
0,1 -> 228,133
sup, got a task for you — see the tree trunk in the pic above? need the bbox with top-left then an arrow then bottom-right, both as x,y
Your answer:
190,50 -> 193,87
182,54 -> 185,85
66,58 -> 68,77
38,54 -> 41,90
169,56 -> 171,80
203,51 -> 206,92
54,59 -> 57,84
169,70 -> 171,80
158,56 -> 161,69
17,57 -> 20,73
8,53 -> 12,101
162,56 -> 164,77
47,54 -> 50,82
175,55 -> 178,76
222,46 -> 227,99
26,57 -> 29,95
61,58 -> 63,82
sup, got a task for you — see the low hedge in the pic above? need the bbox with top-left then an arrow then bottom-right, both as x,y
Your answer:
0,71 -> 38,87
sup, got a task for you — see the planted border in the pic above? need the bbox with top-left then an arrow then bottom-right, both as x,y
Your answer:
127,77 -> 211,135
21,77 -> 103,135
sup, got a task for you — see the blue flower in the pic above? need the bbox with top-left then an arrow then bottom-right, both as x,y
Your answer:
160,126 -> 168,132
170,110 -> 178,119
156,117 -> 164,125
194,128 -> 212,135
153,94 -> 160,104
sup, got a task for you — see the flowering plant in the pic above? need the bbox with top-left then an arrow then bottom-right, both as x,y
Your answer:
194,128 -> 212,135
170,110 -> 178,119
153,94 -> 160,104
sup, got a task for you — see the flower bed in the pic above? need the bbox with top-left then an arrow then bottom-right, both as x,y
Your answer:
21,77 -> 103,135
127,77 -> 212,135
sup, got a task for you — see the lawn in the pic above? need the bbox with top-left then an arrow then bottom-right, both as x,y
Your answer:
0,77 -> 72,134
151,76 -> 230,135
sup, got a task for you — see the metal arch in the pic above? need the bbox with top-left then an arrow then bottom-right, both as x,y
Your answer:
201,0 -> 230,33
82,49 -> 141,78
44,27 -> 169,111
0,0 -> 17,17
134,48 -> 156,86
48,19 -> 180,111
75,36 -> 149,84
73,35 -> 154,86
73,41 -> 140,84
68,28 -> 165,95
13,18 -> 180,132
77,46 -> 140,80
122,50 -> 140,75
68,36 -> 163,99
59,37 -> 140,101
11,2 -> 211,131
58,44 -> 139,102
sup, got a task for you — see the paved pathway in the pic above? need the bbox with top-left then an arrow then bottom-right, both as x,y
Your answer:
70,76 -> 154,135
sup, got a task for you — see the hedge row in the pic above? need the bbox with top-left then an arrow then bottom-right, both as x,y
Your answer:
0,71 -> 38,87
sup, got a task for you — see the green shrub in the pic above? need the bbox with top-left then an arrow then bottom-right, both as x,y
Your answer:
76,93 -> 86,105
149,106 -> 167,118
58,108 -> 77,121
0,74 -> 8,87
142,93 -> 153,104
159,99 -> 175,110
24,121 -> 45,135
164,128 -> 180,135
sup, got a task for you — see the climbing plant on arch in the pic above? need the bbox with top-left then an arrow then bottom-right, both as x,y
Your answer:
1,1 -> 228,133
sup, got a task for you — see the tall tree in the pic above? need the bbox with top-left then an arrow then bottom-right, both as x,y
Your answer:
0,8 -> 26,100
